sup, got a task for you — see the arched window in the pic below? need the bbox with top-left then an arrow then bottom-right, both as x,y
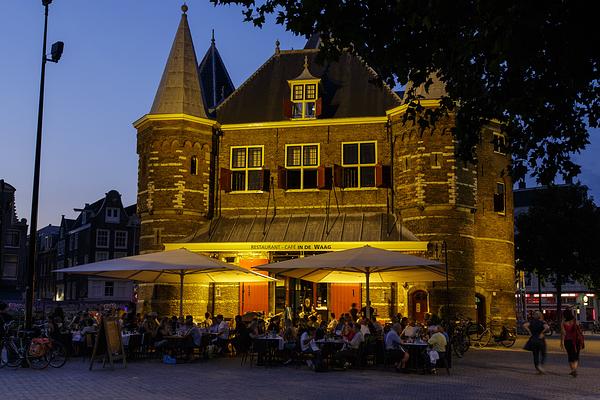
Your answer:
190,156 -> 198,175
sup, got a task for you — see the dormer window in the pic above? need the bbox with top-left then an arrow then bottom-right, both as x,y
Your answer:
285,56 -> 322,120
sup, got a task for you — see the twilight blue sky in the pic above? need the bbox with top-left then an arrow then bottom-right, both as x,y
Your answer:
1,1 -> 599,228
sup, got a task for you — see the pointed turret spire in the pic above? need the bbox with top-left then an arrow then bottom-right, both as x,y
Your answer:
150,5 -> 207,118
198,30 -> 235,114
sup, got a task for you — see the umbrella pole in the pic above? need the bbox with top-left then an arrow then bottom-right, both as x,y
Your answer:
365,270 -> 371,320
179,270 -> 184,318
444,241 -> 450,320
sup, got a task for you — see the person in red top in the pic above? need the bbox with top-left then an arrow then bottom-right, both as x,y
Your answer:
560,308 -> 582,377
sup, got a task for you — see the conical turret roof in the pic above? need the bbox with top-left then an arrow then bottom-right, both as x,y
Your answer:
198,31 -> 235,114
150,9 -> 207,118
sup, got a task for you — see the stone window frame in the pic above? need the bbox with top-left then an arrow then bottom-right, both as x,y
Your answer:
430,152 -> 443,169
340,140 -> 378,189
492,132 -> 507,154
229,145 -> 265,193
284,143 -> 320,191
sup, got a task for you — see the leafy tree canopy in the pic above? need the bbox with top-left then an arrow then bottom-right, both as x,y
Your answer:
212,0 -> 599,184
515,184 -> 600,286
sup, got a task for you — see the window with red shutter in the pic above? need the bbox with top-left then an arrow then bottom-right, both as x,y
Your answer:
315,97 -> 322,117
333,164 -> 345,188
277,166 -> 287,190
283,98 -> 292,119
317,165 -> 326,189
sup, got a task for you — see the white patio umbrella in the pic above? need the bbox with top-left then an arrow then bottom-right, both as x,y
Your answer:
54,248 -> 276,316
258,245 -> 449,319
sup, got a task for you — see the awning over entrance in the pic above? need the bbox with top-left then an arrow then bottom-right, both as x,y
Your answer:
186,212 -> 419,243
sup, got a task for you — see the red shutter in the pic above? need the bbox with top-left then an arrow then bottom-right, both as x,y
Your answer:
317,165 -> 326,189
375,163 -> 383,187
261,168 -> 271,191
277,166 -> 287,190
283,98 -> 292,119
315,97 -> 322,117
333,164 -> 344,188
219,168 -> 232,193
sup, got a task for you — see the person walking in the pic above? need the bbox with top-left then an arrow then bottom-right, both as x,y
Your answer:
561,308 -> 584,377
523,311 -> 549,374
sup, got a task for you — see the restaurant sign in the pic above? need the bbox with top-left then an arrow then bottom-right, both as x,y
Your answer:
164,241 -> 428,253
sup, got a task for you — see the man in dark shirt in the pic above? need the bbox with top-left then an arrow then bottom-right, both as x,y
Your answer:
349,303 -> 359,322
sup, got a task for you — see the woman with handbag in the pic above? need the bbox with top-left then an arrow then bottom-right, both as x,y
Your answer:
561,308 -> 584,377
523,311 -> 549,374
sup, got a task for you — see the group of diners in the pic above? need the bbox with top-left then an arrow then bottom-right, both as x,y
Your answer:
27,303 -> 448,373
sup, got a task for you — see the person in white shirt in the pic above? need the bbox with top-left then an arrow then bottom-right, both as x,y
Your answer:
300,326 -> 322,370
212,314 -> 230,354
334,322 -> 364,369
401,319 -> 420,339
385,323 -> 409,371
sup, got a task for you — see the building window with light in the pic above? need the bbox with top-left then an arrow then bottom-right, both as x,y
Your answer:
290,83 -> 318,119
285,144 -> 319,190
230,146 -> 264,191
341,141 -> 377,188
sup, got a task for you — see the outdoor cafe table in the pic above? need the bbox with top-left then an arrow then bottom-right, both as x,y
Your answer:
401,341 -> 428,372
316,338 -> 345,369
252,335 -> 284,366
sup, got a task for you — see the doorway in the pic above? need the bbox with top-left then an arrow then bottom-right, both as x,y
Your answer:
475,293 -> 486,326
411,290 -> 429,321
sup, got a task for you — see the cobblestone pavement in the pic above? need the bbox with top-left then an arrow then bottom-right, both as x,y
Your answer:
1,336 -> 598,400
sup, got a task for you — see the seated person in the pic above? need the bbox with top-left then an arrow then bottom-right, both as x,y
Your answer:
307,315 -> 319,329
181,316 -> 202,359
81,319 -> 97,335
360,301 -> 375,319
385,323 -> 409,371
401,319 -> 420,339
358,318 -> 371,337
267,316 -> 280,334
213,315 -> 230,353
232,315 -> 251,353
300,326 -> 322,369
427,325 -> 448,373
201,312 -> 213,330
326,313 -> 338,333
154,317 -> 173,349
334,322 -> 364,369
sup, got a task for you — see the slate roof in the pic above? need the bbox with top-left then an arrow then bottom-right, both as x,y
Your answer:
198,35 -> 235,116
186,212 -> 418,243
150,12 -> 207,118
216,49 -> 401,124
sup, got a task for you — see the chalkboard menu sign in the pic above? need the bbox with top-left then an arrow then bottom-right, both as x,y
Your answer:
89,317 -> 126,370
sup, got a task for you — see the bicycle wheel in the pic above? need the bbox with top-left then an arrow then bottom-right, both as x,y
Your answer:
500,332 -> 516,348
474,329 -> 492,347
26,343 -> 50,369
2,341 -> 23,368
48,340 -> 68,368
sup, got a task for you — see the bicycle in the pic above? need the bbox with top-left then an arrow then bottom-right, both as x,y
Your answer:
467,321 -> 516,348
0,322 -> 50,369
448,318 -> 471,357
38,323 -> 68,368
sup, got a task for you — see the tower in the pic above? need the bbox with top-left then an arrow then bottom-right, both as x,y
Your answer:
134,5 -> 217,254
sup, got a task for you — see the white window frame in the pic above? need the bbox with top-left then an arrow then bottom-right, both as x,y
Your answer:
105,207 -> 120,223
104,281 -> 114,297
95,251 -> 109,262
230,145 -> 264,192
341,141 -> 378,189
96,229 -> 110,248
114,230 -> 128,249
285,143 -> 320,191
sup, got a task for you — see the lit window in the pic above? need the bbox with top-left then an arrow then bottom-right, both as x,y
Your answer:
190,156 -> 198,175
341,141 -> 377,188
230,146 -> 264,191
115,231 -> 128,249
105,207 -> 120,223
96,229 -> 109,248
493,132 -> 507,154
494,182 -> 506,214
285,144 -> 319,190
290,83 -> 318,119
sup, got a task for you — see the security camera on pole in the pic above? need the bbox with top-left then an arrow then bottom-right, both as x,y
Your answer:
25,0 -> 64,329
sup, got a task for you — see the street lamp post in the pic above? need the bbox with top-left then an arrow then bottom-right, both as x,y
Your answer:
25,0 -> 63,329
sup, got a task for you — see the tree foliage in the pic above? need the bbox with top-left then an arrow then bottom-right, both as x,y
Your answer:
212,0 -> 599,184
515,184 -> 600,318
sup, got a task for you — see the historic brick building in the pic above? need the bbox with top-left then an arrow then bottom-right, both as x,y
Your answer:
134,7 -> 515,325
